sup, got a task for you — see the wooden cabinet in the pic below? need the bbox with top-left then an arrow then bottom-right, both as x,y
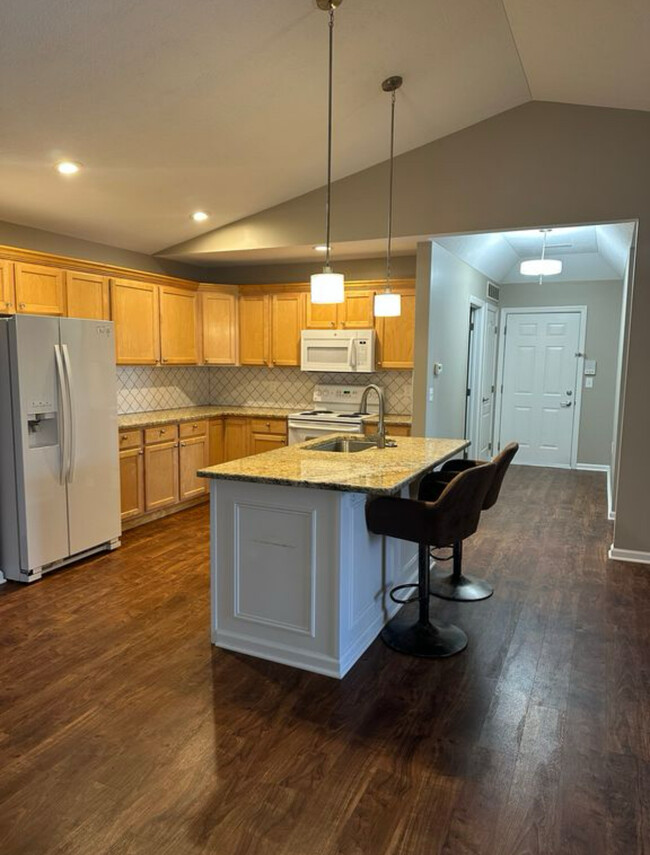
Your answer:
375,292 -> 415,369
0,261 -> 15,313
14,262 -> 65,315
119,429 -> 145,522
208,418 -> 225,465
339,291 -> 375,329
249,417 -> 288,455
239,295 -> 269,365
270,293 -> 303,366
223,417 -> 250,462
159,285 -> 199,365
179,435 -> 208,500
305,297 -> 338,330
65,271 -> 109,320
202,292 -> 237,365
144,440 -> 179,511
363,422 -> 411,438
111,279 -> 160,365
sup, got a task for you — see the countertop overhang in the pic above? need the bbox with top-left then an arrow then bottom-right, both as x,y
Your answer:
198,434 -> 469,495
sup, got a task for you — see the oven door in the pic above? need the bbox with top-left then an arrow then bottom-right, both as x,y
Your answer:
287,419 -> 364,445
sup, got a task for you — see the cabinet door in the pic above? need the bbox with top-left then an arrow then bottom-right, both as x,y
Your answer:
202,292 -> 237,364
66,271 -> 109,320
208,419 -> 225,465
375,292 -> 415,369
159,286 -> 198,365
0,260 -> 15,313
339,291 -> 374,329
271,293 -> 304,366
223,418 -> 250,461
144,440 -> 179,511
239,295 -> 269,365
14,262 -> 65,315
111,279 -> 160,365
179,436 -> 208,500
250,433 -> 287,455
119,447 -> 145,520
305,297 -> 337,330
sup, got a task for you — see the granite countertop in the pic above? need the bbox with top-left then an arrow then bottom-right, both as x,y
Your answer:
118,406 -> 413,430
198,434 -> 468,495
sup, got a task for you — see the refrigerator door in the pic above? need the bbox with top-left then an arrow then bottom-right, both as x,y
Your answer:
60,318 -> 121,556
10,315 -> 70,571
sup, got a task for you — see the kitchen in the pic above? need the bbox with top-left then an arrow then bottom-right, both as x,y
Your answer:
2,1 -> 650,853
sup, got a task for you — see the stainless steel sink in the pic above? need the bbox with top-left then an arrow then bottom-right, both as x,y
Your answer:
310,438 -> 377,453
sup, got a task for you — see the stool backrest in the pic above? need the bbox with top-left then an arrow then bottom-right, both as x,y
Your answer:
483,442 -> 518,510
426,461 -> 496,546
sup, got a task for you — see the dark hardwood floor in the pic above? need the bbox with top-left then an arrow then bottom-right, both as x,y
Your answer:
1,466 -> 649,854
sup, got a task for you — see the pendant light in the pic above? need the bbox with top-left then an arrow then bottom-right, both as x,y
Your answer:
374,75 -> 403,317
311,0 -> 344,304
520,229 -> 563,283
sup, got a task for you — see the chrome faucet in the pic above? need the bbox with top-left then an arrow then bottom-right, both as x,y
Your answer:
359,384 -> 395,449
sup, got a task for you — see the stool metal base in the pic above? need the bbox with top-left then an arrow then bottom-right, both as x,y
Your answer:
429,565 -> 494,602
380,601 -> 468,658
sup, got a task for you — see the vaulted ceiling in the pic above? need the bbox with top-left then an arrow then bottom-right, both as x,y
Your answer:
1,1 -> 648,258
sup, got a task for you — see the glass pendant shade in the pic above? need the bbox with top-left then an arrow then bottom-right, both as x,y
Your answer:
311,269 -> 345,304
520,258 -> 562,276
374,291 -> 401,317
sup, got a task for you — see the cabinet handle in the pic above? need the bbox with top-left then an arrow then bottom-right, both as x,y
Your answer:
161,358 -> 168,363
174,443 -> 179,448
138,450 -> 144,455
121,435 -> 127,442
19,303 -> 25,310
180,442 -> 186,447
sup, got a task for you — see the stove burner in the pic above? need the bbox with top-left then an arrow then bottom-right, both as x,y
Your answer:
338,411 -> 367,418
298,409 -> 334,416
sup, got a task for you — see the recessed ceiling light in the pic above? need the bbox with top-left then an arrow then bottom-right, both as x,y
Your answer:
56,161 -> 81,175
191,211 -> 209,222
313,244 -> 329,252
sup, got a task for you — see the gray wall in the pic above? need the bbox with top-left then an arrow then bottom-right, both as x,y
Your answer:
204,255 -> 416,285
0,219 -> 203,281
499,280 -> 624,467
189,100 -> 650,554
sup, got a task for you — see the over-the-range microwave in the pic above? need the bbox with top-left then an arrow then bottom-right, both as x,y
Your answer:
300,328 -> 376,373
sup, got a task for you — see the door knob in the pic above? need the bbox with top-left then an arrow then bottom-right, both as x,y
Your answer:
560,401 -> 572,408
566,390 -> 573,396
482,397 -> 490,403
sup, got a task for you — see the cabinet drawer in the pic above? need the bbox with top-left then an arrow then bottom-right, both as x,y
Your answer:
145,424 -> 179,445
179,420 -> 208,439
249,417 -> 287,435
119,429 -> 143,450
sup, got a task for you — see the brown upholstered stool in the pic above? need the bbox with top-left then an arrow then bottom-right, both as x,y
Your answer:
418,442 -> 519,602
366,463 -> 496,658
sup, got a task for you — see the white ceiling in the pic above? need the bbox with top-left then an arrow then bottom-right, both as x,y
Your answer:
0,1 -> 648,258
435,223 -> 635,284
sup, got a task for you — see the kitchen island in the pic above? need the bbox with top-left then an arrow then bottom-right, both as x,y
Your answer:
199,434 -> 468,678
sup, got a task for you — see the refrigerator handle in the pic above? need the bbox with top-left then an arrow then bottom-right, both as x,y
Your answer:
54,345 -> 68,485
61,344 -> 76,484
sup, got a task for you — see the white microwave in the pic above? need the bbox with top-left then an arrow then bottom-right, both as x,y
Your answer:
300,329 -> 376,373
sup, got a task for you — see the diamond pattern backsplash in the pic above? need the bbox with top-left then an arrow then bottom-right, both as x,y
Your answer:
116,365 -> 413,415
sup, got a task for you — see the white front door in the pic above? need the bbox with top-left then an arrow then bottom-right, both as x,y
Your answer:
478,305 -> 498,459
499,311 -> 582,467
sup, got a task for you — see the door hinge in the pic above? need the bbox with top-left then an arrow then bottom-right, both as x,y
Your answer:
470,322 -> 475,332
500,384 -> 504,393
495,326 -> 498,334
491,384 -> 495,394
488,441 -> 492,452
504,326 -> 507,336
466,388 -> 471,397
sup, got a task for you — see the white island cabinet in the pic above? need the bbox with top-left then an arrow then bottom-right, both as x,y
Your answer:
200,434 -> 468,679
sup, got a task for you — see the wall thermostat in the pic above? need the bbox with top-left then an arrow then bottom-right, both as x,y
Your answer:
584,359 -> 597,376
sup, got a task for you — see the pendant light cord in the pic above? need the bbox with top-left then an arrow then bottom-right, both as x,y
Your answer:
386,88 -> 396,288
324,6 -> 335,270
539,229 -> 548,285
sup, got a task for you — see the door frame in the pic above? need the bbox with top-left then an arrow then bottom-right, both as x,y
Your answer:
465,296 -> 486,457
494,305 -> 587,469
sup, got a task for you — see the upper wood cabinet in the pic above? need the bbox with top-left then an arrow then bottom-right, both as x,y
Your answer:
270,293 -> 304,366
111,278 -> 160,365
375,291 -> 416,369
0,261 -> 15,314
305,298 -> 338,330
159,285 -> 198,365
339,290 -> 375,329
14,262 -> 65,316
239,295 -> 269,365
202,291 -> 237,365
65,271 -> 109,320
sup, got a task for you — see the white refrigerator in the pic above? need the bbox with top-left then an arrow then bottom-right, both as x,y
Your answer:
0,314 -> 121,583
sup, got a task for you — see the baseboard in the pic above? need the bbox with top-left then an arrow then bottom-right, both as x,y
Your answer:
575,463 -> 610,472
606,468 -> 616,521
608,546 -> 650,565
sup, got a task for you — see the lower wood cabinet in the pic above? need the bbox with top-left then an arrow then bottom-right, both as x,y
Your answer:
144,440 -> 180,512
119,447 -> 145,520
208,418 -> 225,465
250,432 -> 287,454
363,422 -> 411,438
224,417 -> 250,461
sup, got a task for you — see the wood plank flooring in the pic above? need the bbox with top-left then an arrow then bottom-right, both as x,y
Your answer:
1,466 -> 649,854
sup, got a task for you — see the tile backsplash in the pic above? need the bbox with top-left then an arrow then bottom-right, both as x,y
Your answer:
116,365 -> 413,415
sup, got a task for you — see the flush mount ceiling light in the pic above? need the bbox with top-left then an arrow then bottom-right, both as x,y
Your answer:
374,75 -> 403,318
56,161 -> 81,175
310,0 -> 344,305
191,211 -> 210,222
519,229 -> 563,283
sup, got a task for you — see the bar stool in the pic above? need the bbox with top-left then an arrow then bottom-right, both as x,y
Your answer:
365,462 -> 496,658
418,442 -> 519,602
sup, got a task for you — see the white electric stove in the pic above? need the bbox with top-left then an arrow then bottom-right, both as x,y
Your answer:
288,384 -> 380,445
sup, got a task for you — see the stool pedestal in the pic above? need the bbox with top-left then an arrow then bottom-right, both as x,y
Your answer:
429,541 -> 494,602
380,544 -> 467,658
